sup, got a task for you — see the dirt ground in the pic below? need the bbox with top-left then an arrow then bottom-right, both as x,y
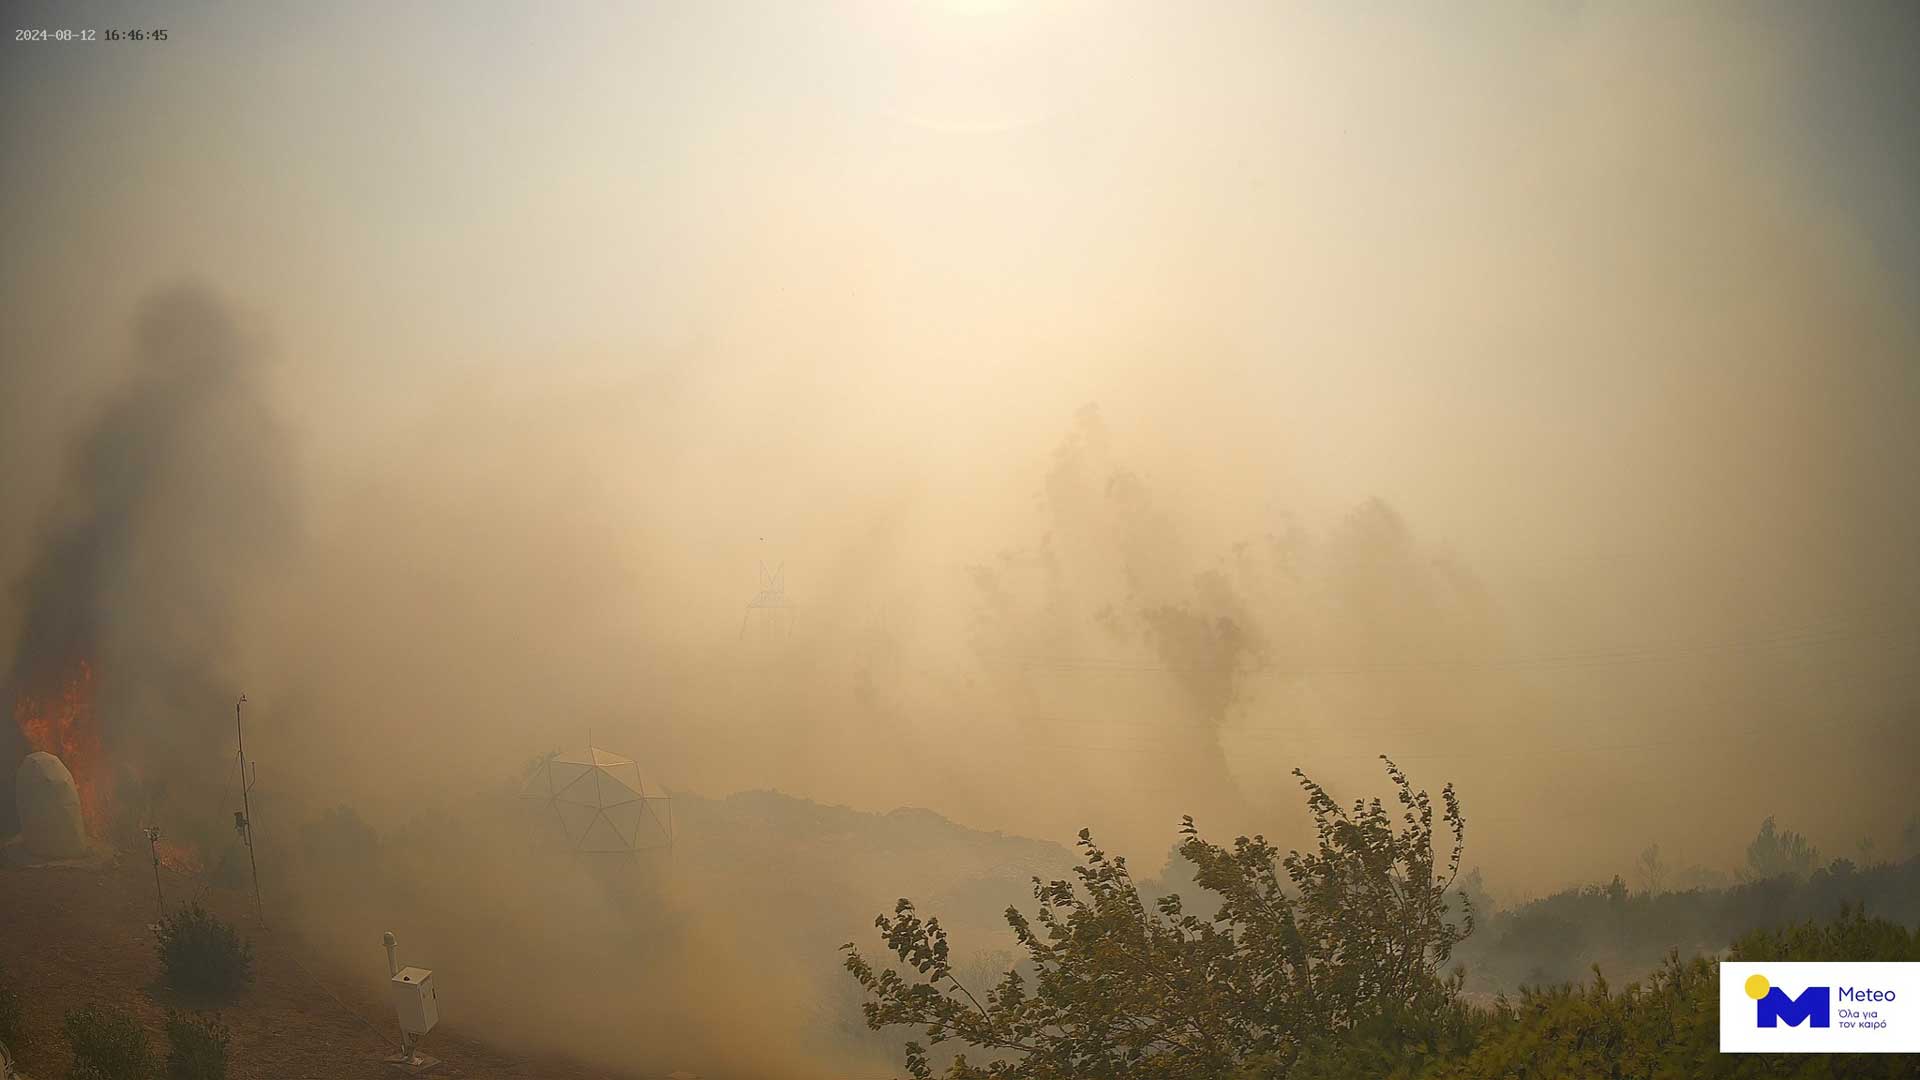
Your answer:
0,850 -> 639,1080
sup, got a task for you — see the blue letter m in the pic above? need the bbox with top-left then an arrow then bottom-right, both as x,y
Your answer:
1758,986 -> 1830,1028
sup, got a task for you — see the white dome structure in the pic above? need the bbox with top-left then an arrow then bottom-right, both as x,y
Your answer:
16,751 -> 89,859
519,746 -> 672,855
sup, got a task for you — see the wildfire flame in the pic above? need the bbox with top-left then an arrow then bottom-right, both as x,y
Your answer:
154,838 -> 203,874
13,659 -> 110,835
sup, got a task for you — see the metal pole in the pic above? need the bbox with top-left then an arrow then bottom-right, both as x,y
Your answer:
144,825 -> 164,918
383,931 -> 414,1060
236,694 -> 264,927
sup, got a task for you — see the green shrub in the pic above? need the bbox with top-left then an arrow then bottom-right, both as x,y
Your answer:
1735,902 -> 1920,963
163,1012 -> 230,1080
63,1005 -> 156,1080
1297,908 -> 1920,1080
155,904 -> 253,998
1454,853 -> 1920,993
846,757 -> 1474,1079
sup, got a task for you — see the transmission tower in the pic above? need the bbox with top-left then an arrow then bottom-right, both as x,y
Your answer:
740,561 -> 795,643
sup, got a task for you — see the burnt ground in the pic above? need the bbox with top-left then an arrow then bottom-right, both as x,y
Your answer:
0,851 -> 635,1080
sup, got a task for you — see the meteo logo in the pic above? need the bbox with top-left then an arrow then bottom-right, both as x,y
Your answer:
1721,962 -> 1918,1052
1745,973 -> 1830,1028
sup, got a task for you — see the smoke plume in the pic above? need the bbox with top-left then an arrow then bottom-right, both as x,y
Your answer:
3,285 -> 295,834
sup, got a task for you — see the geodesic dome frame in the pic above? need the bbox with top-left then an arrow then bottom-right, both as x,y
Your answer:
519,746 -> 672,855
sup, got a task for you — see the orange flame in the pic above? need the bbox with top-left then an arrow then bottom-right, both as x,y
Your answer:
13,659 -> 111,835
154,838 -> 203,874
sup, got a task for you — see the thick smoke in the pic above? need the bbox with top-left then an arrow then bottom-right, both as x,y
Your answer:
2,285 -> 295,833
4,3 -> 1919,1076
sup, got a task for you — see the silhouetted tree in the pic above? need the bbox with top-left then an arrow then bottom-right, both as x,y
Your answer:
1742,816 -> 1818,881
1636,843 -> 1667,894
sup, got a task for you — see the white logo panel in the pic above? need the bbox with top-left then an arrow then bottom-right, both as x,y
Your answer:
1720,962 -> 1920,1053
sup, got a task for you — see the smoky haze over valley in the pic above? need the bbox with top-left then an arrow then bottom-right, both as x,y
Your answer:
3,1 -> 1919,1076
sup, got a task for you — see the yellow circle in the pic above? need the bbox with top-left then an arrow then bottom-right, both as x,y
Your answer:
1745,974 -> 1770,1000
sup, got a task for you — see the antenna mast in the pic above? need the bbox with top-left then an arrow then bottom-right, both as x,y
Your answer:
235,693 -> 265,926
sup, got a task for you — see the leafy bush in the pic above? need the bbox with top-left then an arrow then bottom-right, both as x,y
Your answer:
64,1005 -> 156,1080
1456,853 -> 1920,993
1295,907 -> 1918,1080
847,756 -> 1918,1080
163,1012 -> 231,1080
155,904 -> 253,997
1736,903 -> 1920,963
845,756 -> 1472,1079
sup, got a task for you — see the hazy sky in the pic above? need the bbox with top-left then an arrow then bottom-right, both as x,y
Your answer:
5,1 -> 1919,889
